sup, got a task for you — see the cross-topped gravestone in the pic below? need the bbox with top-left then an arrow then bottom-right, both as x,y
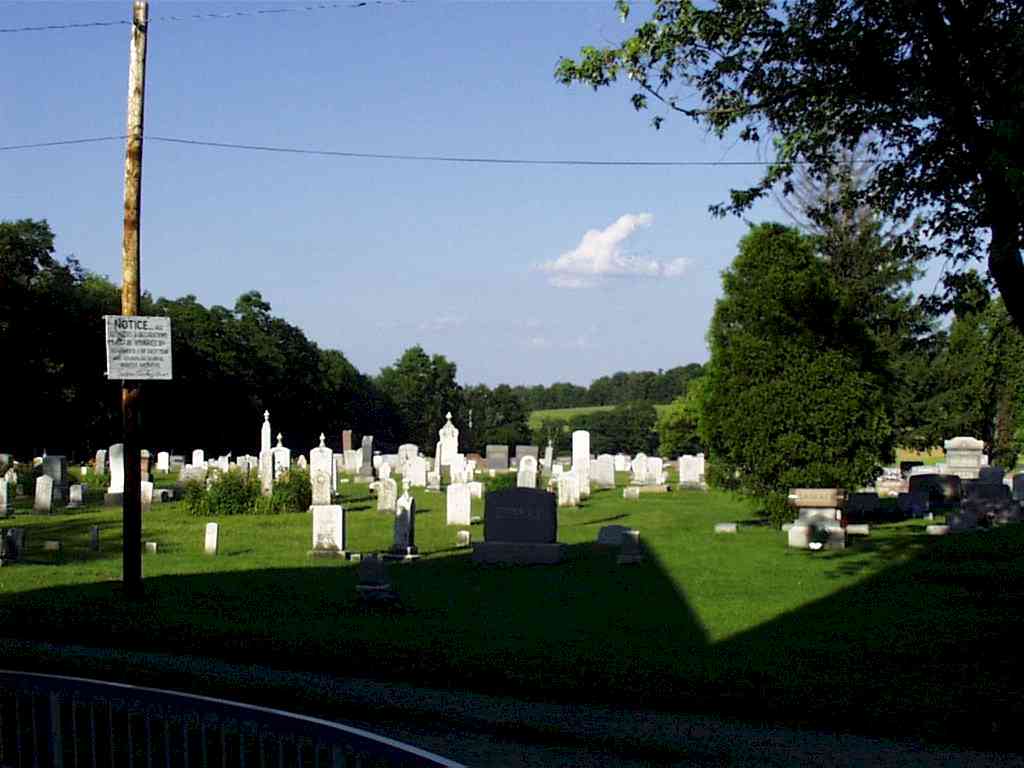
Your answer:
310,433 -> 334,506
438,412 -> 459,467
272,434 -> 291,480
261,410 -> 272,454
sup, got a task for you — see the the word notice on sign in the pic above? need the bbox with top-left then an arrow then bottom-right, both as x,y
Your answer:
104,315 -> 173,380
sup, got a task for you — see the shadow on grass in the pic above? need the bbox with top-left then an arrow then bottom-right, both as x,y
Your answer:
2,519 -> 1023,750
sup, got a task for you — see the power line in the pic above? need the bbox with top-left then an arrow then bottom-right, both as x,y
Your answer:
1,132 -> 800,167
0,1 -> 406,34
146,135 -> 786,167
0,136 -> 125,151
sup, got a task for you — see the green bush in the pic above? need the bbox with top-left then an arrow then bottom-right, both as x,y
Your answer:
183,478 -> 210,516
206,469 -> 260,516
484,472 -> 517,494
254,468 -> 312,514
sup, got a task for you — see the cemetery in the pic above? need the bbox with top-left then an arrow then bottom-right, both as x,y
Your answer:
1,418 -> 1023,756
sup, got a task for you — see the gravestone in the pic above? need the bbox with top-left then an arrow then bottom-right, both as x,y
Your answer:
89,525 -> 100,552
446,482 -> 472,525
0,481 -> 10,517
907,474 -> 961,508
95,449 -> 107,474
296,455 -> 308,471
631,453 -> 652,486
309,505 -> 345,556
614,453 -> 630,473
358,436 -> 374,479
406,456 -> 428,487
473,488 -> 565,564
556,472 -> 580,507
678,454 -> 704,486
1013,473 -> 1024,502
617,530 -> 644,564
943,436 -> 985,479
543,441 -> 554,471
192,449 -> 205,467
344,449 -> 362,473
456,529 -> 471,547
140,481 -> 154,507
648,457 -> 666,484
34,475 -> 54,514
844,492 -> 881,523
356,555 -> 395,602
342,429 -> 353,453
0,528 -> 25,564
41,455 -> 69,504
485,445 -> 509,471
397,444 -> 419,473
378,477 -> 398,513
68,484 -> 84,508
438,412 -> 460,467
391,490 -> 418,558
310,433 -> 334,507
204,522 -> 219,555
258,449 -> 274,497
572,430 -> 591,498
979,466 -> 1005,484
140,450 -> 152,482
261,410 -> 272,453
714,523 -> 738,534
272,434 -> 291,480
597,524 -> 631,546
517,455 -> 538,489
593,455 -> 615,489
468,480 -> 484,499
156,451 -> 170,472
515,445 -> 539,464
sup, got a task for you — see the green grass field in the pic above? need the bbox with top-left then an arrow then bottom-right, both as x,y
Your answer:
2,474 -> 1023,749
529,403 -> 671,430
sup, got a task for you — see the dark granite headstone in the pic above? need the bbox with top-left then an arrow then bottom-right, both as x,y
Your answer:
89,525 -> 101,552
473,488 -> 564,564
358,436 -> 374,478
1014,474 -> 1024,502
485,445 -> 509,471
907,474 -> 961,507
844,492 -> 881,523
899,460 -> 924,478
41,455 -> 69,504
0,528 -> 25,564
391,494 -> 418,557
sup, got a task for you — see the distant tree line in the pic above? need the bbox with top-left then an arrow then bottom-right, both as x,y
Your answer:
1,219 -> 702,461
510,365 -> 704,412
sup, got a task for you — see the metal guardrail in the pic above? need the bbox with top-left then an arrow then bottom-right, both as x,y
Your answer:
0,670 -> 464,768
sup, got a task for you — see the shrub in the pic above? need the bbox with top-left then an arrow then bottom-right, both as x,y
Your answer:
183,478 -> 210,516
484,473 -> 517,494
205,469 -> 260,516
255,468 -> 312,514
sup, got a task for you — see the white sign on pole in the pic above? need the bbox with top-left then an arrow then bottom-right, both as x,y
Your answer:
104,315 -> 172,380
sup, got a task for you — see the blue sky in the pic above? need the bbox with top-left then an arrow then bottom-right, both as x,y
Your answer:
3,1 -> 913,387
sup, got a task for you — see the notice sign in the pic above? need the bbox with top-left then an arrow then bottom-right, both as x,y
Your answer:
104,315 -> 172,380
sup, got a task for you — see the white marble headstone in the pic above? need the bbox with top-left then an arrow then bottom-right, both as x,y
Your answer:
572,430 -> 591,498
446,482 -> 471,525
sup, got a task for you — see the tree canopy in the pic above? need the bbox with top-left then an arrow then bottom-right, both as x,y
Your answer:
557,0 -> 1024,330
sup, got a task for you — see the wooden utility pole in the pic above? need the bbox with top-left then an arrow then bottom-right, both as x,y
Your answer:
121,0 -> 149,599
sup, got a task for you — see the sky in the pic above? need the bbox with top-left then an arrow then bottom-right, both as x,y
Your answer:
2,1 -> 932,387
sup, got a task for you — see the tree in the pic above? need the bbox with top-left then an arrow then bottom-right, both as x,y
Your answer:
464,384 -> 532,451
376,346 -> 464,452
657,376 -> 706,457
557,0 -> 1024,330
701,224 -> 893,524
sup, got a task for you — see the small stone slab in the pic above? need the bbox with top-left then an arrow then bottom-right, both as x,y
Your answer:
144,541 -> 158,554
43,540 -> 62,553
926,525 -> 950,536
638,484 -> 670,494
616,530 -> 643,565
846,523 -> 871,536
456,530 -> 471,547
714,523 -> 737,534
596,525 -> 630,546
623,487 -> 640,500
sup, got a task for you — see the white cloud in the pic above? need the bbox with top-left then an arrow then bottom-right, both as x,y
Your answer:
540,213 -> 692,287
417,314 -> 464,332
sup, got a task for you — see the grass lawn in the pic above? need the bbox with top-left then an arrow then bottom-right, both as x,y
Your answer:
2,474 -> 1023,750
529,404 -> 671,430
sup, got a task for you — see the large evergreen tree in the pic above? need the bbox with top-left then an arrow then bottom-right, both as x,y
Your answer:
702,223 -> 894,523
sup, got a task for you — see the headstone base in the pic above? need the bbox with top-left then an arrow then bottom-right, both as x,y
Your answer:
638,484 -> 671,494
382,550 -> 420,562
307,549 -> 346,558
471,541 -> 566,565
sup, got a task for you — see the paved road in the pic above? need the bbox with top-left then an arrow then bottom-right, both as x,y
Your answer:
1,640 -> 1020,767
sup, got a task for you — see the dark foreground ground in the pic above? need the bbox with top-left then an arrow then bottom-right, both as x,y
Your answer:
3,641 -> 1020,768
